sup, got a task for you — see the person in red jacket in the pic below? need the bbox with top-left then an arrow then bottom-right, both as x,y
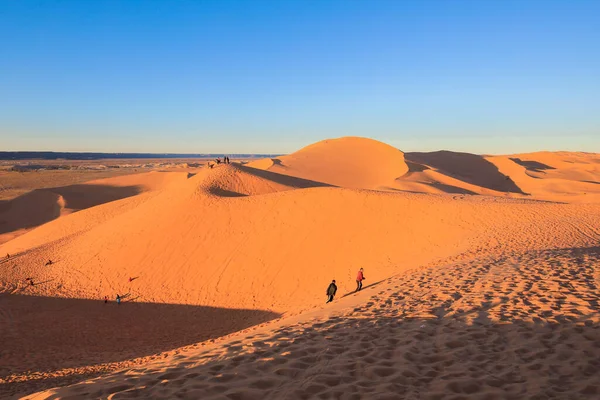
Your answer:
356,268 -> 366,292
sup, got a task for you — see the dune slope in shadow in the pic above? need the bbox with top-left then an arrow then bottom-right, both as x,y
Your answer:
198,163 -> 332,198
0,184 -> 143,239
0,294 -> 280,396
509,157 -> 556,173
406,151 -> 527,194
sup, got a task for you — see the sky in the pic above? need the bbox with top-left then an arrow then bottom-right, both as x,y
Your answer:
1,0 -> 599,154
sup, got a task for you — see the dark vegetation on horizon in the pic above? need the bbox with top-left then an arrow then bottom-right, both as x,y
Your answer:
0,152 -> 280,161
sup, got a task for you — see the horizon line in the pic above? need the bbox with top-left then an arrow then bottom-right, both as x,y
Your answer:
1,149 -> 598,162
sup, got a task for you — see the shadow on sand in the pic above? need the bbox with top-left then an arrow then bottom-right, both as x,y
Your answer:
340,278 -> 388,299
0,294 -> 280,396
509,158 -> 556,173
234,164 -> 333,189
0,184 -> 144,237
32,302 -> 600,399
406,151 -> 527,194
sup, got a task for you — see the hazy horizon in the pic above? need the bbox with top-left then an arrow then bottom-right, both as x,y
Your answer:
1,1 -> 599,154
2,137 -> 598,158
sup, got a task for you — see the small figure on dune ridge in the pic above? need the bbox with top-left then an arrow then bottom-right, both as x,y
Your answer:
356,268 -> 366,292
5,253 -> 9,260
104,296 -> 108,304
326,279 -> 337,303
116,294 -> 121,305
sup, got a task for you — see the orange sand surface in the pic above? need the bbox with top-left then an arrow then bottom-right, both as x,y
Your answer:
1,137 -> 599,399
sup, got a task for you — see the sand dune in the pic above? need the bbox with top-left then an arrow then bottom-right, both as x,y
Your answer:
487,152 -> 600,203
0,171 -> 189,245
245,137 -> 600,201
248,136 -> 410,189
1,137 -> 599,398
4,165 -> 596,313
200,164 -> 329,197
405,151 -> 526,194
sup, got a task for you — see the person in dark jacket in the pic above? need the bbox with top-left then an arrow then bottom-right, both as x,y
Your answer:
326,280 -> 337,303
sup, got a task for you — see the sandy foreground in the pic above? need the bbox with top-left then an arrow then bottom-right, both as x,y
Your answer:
1,137 -> 599,399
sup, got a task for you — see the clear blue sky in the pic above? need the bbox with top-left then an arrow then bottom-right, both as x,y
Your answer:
1,0 -> 598,154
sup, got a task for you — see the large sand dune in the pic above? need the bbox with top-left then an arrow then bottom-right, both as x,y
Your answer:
1,137 -> 599,398
247,136 -> 410,189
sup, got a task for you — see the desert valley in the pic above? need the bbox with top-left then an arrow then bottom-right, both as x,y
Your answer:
0,137 -> 599,399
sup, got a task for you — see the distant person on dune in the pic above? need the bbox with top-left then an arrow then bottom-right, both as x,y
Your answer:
116,294 -> 121,305
104,296 -> 108,304
5,253 -> 9,259
326,280 -> 337,303
356,268 -> 365,292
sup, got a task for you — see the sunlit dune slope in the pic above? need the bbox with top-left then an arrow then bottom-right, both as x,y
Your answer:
248,136 -> 409,189
1,141 -> 598,315
0,171 -> 189,245
2,162 -> 598,315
